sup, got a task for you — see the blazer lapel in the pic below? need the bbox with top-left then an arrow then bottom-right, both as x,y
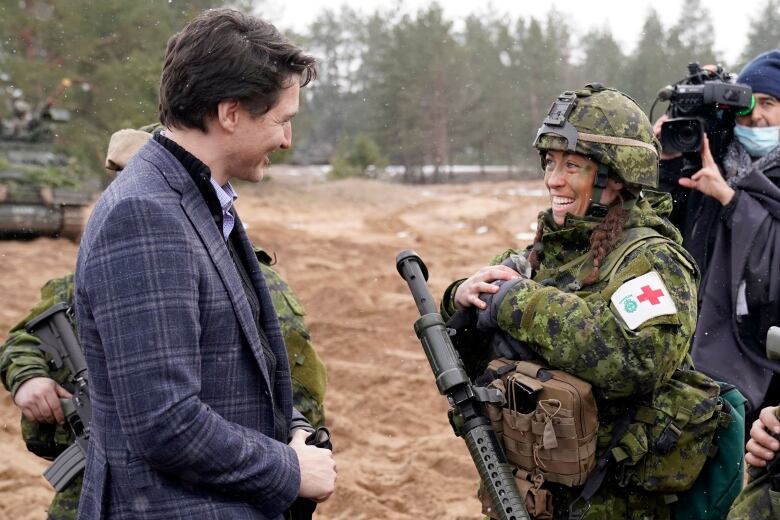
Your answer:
149,139 -> 272,388
231,212 -> 291,377
184,191 -> 273,387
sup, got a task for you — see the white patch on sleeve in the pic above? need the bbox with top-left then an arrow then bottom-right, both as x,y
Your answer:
610,271 -> 678,330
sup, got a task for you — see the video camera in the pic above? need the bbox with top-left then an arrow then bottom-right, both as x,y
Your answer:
655,62 -> 752,176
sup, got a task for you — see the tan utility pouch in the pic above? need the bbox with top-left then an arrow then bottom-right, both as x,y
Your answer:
485,358 -> 599,487
479,468 -> 553,519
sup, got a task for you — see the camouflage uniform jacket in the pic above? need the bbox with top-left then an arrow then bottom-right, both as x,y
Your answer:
728,469 -> 780,520
443,192 -> 700,518
0,274 -> 76,455
254,247 -> 327,427
0,251 -> 327,458
445,190 -> 697,400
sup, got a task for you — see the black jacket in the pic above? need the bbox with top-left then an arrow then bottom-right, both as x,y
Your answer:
675,153 -> 780,411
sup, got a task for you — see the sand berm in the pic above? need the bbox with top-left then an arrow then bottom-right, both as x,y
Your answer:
0,169 -> 548,519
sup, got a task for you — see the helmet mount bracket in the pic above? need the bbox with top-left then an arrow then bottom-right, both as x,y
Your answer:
533,91 -> 579,152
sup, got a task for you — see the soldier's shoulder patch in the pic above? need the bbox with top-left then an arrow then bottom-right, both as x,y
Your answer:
610,271 -> 677,330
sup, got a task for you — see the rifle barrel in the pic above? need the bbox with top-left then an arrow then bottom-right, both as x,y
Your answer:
395,250 -> 529,520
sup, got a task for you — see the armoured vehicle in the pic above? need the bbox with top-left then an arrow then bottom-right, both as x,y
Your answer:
0,94 -> 92,242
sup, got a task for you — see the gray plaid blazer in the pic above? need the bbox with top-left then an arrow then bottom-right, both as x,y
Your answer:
74,139 -> 299,519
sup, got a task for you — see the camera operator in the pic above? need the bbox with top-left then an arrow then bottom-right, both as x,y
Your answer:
658,50 -> 780,428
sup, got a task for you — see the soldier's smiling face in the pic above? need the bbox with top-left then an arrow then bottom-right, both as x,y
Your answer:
543,150 -> 598,225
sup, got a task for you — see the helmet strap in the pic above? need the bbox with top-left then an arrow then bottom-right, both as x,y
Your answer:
586,163 -> 610,218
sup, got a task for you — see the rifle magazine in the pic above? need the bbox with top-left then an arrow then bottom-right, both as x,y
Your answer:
44,442 -> 85,492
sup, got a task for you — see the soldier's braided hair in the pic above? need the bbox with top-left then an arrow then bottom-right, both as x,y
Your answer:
528,221 -> 545,272
581,198 -> 627,287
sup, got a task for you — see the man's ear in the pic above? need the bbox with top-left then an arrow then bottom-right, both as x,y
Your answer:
215,100 -> 241,133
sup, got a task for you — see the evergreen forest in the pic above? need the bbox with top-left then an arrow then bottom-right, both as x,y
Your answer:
1,0 -> 779,181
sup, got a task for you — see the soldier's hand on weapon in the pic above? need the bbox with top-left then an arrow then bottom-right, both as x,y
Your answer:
454,265 -> 520,310
745,405 -> 780,468
290,428 -> 337,502
678,134 -> 735,205
14,376 -> 72,424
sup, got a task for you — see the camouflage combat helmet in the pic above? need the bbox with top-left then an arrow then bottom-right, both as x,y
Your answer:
533,83 -> 661,195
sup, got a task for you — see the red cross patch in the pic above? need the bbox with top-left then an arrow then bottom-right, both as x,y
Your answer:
610,271 -> 678,330
637,285 -> 665,305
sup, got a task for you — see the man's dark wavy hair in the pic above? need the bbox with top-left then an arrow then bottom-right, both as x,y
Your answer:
159,8 -> 316,131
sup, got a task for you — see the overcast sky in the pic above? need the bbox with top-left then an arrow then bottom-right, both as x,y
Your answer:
261,0 -> 765,66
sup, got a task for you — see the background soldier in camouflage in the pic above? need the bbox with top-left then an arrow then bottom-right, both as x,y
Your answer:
255,248 -> 327,428
0,130 -> 327,520
728,405 -> 780,519
443,85 -> 700,519
0,275 -> 80,520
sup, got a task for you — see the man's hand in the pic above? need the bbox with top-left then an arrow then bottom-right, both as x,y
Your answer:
290,429 -> 336,502
454,265 -> 520,310
745,406 -> 780,467
13,377 -> 72,424
678,134 -> 735,206
653,114 -> 682,161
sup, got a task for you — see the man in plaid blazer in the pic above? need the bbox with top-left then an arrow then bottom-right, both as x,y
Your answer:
74,9 -> 335,519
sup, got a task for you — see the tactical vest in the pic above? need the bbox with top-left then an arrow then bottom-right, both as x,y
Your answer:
613,368 -> 732,493
484,358 -> 599,487
479,227 -> 729,518
478,357 -> 598,519
536,226 -> 672,291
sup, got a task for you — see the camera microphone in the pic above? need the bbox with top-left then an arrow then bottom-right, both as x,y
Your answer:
657,85 -> 675,102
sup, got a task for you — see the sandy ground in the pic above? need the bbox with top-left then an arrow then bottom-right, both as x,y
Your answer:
0,170 -> 548,519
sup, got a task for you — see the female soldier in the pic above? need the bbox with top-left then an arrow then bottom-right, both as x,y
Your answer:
442,85 -> 700,519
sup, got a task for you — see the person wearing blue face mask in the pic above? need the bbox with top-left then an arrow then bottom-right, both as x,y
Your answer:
732,62 -> 780,159
733,112 -> 780,157
661,49 -> 780,436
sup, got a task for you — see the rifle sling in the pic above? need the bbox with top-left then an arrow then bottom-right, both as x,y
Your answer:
568,408 -> 635,520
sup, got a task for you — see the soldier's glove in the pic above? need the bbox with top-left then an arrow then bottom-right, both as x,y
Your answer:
475,277 -> 525,331
490,331 -> 535,360
500,253 -> 533,279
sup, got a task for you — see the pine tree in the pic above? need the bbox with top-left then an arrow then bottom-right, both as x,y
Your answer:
666,0 -> 718,75
737,0 -> 780,69
0,0 -> 224,172
577,27 -> 624,90
623,9 -> 670,112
